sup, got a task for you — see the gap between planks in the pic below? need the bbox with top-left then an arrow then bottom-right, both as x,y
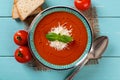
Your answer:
0,16 -> 12,18
1,16 -> 120,18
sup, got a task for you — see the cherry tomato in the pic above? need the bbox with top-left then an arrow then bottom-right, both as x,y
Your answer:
14,30 -> 28,46
74,0 -> 91,11
14,46 -> 32,63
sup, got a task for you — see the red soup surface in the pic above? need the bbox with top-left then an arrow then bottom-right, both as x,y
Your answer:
34,12 -> 88,65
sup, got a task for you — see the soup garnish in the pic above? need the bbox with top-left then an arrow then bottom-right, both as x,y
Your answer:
46,23 -> 73,51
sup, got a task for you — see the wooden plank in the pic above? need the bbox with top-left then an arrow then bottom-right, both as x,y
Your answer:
92,0 -> 120,17
98,18 -> 120,56
43,0 -> 120,17
0,57 -> 70,80
0,18 -> 25,56
74,57 -> 120,80
0,0 -> 13,16
0,0 -> 120,17
0,0 -> 74,16
0,57 -> 120,80
42,0 -> 74,8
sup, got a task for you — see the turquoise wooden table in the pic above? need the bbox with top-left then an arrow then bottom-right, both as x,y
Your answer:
0,0 -> 120,80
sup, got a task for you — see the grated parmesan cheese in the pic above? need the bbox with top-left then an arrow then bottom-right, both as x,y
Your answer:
47,22 -> 72,51
50,23 -> 72,36
50,41 -> 68,51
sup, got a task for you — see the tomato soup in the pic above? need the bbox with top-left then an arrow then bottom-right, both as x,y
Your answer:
34,11 -> 88,65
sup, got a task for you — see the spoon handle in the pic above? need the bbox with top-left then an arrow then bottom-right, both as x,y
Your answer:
65,58 -> 89,80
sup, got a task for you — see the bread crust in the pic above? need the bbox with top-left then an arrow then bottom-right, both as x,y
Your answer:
12,0 -> 19,19
12,0 -> 44,20
16,0 -> 44,20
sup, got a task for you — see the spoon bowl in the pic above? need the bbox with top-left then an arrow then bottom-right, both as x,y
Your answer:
65,36 -> 109,80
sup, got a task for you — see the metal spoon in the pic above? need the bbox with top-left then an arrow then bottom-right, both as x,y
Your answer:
65,36 -> 108,80
93,36 -> 108,59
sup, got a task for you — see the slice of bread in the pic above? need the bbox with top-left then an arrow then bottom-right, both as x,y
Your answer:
12,0 -> 20,19
14,0 -> 18,3
12,0 -> 43,19
31,7 -> 42,15
12,4 -> 19,19
12,5 -> 42,19
16,0 -> 44,21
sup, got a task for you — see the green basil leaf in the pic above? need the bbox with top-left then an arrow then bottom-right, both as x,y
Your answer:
46,33 -> 58,41
46,32 -> 73,43
58,35 -> 73,43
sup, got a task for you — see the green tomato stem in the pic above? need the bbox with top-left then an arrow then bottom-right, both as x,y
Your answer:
17,36 -> 22,41
18,51 -> 23,57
